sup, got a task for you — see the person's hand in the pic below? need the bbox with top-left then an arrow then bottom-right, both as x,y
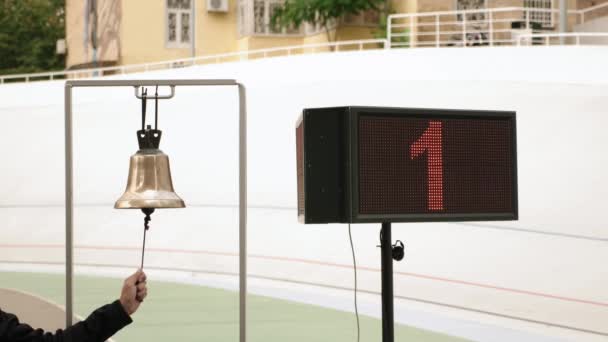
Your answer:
120,269 -> 147,315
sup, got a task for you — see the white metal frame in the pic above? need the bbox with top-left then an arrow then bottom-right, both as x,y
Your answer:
64,79 -> 248,342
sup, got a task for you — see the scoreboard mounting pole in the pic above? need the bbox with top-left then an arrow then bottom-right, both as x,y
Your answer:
380,222 -> 395,342
297,106 -> 518,342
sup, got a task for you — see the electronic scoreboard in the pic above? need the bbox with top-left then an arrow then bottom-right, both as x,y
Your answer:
296,106 -> 518,224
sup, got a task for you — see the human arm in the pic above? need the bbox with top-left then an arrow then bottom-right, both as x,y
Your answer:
0,270 -> 147,342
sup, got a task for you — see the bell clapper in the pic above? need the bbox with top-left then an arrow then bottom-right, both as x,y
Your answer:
140,208 -> 155,270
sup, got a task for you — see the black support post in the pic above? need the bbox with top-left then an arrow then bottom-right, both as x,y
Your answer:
381,222 -> 394,342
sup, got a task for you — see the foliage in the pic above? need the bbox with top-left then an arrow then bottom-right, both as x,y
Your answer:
373,4 -> 409,48
270,0 -> 385,41
0,0 -> 65,75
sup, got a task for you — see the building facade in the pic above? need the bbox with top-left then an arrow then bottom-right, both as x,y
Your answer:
65,0 -> 607,69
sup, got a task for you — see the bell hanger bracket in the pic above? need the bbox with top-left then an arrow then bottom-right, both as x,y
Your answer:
137,86 -> 163,149
134,85 -> 175,100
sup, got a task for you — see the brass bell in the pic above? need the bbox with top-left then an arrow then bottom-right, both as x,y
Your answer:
114,142 -> 185,210
114,88 -> 185,211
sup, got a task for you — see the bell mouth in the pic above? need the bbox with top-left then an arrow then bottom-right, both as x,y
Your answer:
114,198 -> 186,209
114,190 -> 186,209
114,200 -> 186,209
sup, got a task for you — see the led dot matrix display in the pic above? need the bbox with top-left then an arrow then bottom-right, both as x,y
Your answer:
296,107 -> 517,224
359,115 -> 514,215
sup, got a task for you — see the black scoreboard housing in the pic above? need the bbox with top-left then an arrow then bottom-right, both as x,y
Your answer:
296,106 -> 518,224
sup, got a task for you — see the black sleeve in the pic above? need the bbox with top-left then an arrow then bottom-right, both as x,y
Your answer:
0,300 -> 133,342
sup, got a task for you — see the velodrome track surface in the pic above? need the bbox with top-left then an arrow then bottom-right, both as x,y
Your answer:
1,272 -> 468,341
0,46 -> 607,341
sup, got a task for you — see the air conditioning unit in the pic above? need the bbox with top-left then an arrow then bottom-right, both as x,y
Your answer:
207,0 -> 228,12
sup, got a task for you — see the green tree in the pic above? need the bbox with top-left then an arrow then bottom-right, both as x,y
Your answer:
270,0 -> 385,43
373,3 -> 409,48
0,0 -> 65,75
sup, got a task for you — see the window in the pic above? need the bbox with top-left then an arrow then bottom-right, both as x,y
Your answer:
524,0 -> 553,27
456,0 -> 487,21
238,0 -> 329,36
250,0 -> 304,35
167,0 -> 192,47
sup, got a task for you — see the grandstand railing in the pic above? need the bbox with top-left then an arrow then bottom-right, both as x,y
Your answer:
516,32 -> 608,46
0,39 -> 387,84
387,4 -> 608,48
578,1 -> 608,23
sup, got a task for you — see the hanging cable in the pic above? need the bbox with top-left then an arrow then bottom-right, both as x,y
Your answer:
140,224 -> 148,269
348,223 -> 360,342
154,85 -> 159,130
141,88 -> 147,131
140,208 -> 154,270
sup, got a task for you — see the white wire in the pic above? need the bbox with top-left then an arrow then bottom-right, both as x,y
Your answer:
348,223 -> 360,342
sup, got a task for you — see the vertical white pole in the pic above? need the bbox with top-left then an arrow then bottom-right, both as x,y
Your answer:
238,83 -> 248,342
489,12 -> 494,46
462,15 -> 467,47
435,15 -> 439,47
387,15 -> 392,48
191,0 -> 196,57
410,17 -> 415,47
264,0 -> 269,34
559,0 -> 567,45
64,83 -> 74,328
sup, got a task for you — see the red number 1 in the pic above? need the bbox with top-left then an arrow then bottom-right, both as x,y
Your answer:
410,121 -> 444,211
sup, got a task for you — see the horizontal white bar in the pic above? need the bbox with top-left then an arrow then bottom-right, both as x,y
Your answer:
66,79 -> 238,87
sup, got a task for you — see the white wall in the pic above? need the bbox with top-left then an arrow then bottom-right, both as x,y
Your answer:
1,46 -> 608,341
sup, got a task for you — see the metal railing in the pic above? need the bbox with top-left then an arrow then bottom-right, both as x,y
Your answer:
0,38 -> 387,84
517,32 -> 608,46
578,1 -> 608,24
388,4 -> 608,48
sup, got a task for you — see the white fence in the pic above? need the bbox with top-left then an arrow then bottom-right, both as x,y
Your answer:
517,32 -> 608,45
388,3 -> 608,48
0,38 -> 387,84
578,1 -> 608,23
